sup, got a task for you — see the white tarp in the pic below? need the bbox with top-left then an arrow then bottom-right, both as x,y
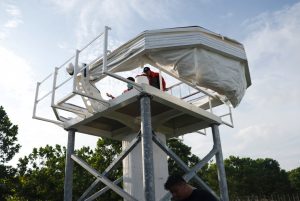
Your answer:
90,27 -> 250,107
145,47 -> 248,107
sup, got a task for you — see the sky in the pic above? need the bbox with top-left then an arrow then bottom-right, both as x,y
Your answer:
0,0 -> 299,171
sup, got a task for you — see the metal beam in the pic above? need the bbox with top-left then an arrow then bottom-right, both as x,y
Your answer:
102,111 -> 140,131
152,133 -> 218,201
85,177 -> 123,201
71,154 -> 137,201
184,146 -> 218,181
211,124 -> 229,201
140,94 -> 156,201
64,129 -> 76,201
151,109 -> 184,127
78,133 -> 141,200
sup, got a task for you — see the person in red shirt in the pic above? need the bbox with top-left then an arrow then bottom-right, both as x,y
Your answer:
142,67 -> 166,91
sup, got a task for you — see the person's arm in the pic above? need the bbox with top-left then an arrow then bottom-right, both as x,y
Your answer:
162,77 -> 166,91
136,73 -> 147,77
106,93 -> 115,99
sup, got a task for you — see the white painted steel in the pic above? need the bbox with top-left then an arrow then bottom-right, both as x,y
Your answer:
102,26 -> 110,73
123,132 -> 168,201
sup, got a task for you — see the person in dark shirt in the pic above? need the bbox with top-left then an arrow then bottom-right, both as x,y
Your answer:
164,175 -> 218,201
106,77 -> 135,99
141,66 -> 166,91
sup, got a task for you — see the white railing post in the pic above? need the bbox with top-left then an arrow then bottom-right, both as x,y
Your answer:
73,49 -> 80,93
102,26 -> 110,73
51,67 -> 60,119
32,82 -> 41,118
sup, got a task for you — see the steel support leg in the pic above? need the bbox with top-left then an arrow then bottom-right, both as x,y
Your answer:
64,129 -> 76,201
211,124 -> 229,201
140,94 -> 155,201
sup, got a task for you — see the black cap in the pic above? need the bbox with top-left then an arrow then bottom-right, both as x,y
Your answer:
164,175 -> 186,190
143,67 -> 150,73
127,77 -> 135,82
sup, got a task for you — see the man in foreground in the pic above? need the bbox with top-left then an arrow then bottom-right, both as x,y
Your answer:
164,175 -> 218,201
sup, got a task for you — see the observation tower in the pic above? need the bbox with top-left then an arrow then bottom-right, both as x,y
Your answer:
33,26 -> 251,201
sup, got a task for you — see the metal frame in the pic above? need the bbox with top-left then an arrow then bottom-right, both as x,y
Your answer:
155,122 -> 229,201
64,129 -> 76,201
63,93 -> 229,201
64,131 -> 141,201
33,26 -> 231,201
32,25 -> 234,131
167,81 -> 234,128
140,94 -> 156,201
32,27 -> 110,125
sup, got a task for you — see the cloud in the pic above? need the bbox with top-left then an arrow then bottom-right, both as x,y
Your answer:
5,4 -> 22,17
224,2 -> 300,170
0,31 -> 7,40
0,47 -> 34,96
0,46 -> 100,166
4,19 -> 22,28
0,46 -> 41,162
48,0 -> 80,12
52,0 -> 179,48
1,3 -> 23,32
221,12 -> 234,19
242,3 -> 300,110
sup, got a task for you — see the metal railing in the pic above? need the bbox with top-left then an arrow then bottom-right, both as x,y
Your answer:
32,26 -> 110,125
167,81 -> 234,128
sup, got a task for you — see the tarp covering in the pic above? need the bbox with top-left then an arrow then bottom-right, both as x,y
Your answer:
145,47 -> 247,107
90,26 -> 250,107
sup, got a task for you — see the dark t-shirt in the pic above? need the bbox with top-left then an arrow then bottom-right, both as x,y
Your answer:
181,189 -> 218,201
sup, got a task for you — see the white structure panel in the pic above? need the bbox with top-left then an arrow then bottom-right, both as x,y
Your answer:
122,132 -> 168,201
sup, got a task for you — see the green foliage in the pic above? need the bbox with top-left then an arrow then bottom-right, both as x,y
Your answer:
288,167 -> 300,192
166,137 -> 211,189
15,145 -> 66,201
0,106 -> 21,200
14,138 -> 123,201
0,106 -> 21,163
167,138 -> 201,175
223,156 -> 292,198
0,114 -> 298,201
166,139 -> 294,199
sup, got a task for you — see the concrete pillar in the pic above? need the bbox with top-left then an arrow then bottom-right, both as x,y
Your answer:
122,132 -> 169,201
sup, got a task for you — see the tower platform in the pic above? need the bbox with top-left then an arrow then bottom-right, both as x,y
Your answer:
64,84 -> 221,141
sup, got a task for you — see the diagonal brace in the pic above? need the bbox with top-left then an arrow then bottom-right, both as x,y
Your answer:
85,177 -> 123,201
152,133 -> 219,201
78,132 -> 141,200
71,155 -> 137,201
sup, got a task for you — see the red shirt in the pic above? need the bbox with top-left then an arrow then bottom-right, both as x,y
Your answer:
147,71 -> 166,91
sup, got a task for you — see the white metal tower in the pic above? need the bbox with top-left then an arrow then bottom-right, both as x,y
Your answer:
33,26 -> 251,201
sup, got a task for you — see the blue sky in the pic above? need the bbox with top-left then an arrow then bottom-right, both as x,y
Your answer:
0,0 -> 300,171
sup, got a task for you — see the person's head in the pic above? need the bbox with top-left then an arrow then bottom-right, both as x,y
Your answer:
143,66 -> 151,76
164,175 -> 192,201
126,77 -> 135,89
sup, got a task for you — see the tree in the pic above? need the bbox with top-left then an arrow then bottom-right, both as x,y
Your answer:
16,145 -> 66,201
0,106 -> 21,200
288,167 -> 300,192
215,156 -> 292,198
167,138 -> 201,176
167,137 -> 211,189
15,138 -> 123,201
0,106 -> 21,163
